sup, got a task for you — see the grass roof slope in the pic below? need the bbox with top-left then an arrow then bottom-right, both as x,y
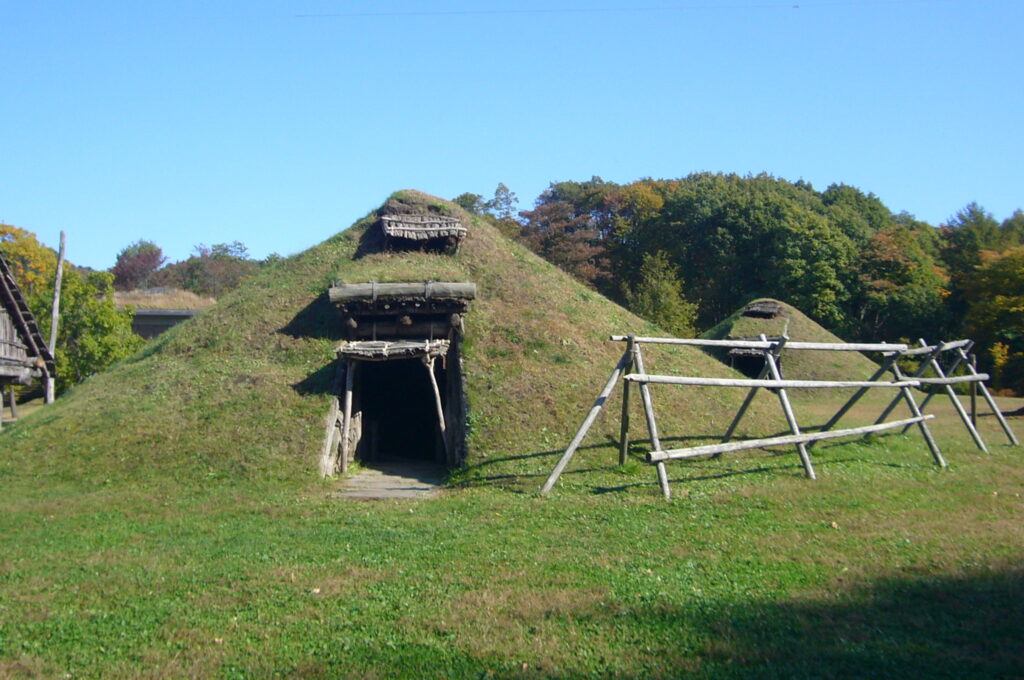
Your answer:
1,191 -> 778,493
701,297 -> 879,381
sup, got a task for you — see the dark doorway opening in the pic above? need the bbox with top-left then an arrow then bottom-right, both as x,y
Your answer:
358,358 -> 448,464
731,353 -> 768,379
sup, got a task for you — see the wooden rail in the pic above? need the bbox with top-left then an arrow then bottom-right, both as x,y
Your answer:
609,335 -> 908,352
647,416 -> 933,462
625,374 -> 920,389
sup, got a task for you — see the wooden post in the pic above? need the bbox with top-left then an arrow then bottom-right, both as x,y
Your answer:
632,344 -> 670,500
877,343 -> 944,427
759,335 -> 816,480
918,338 -> 987,453
898,383 -> 946,467
618,336 -> 635,465
7,386 -> 16,420
319,396 -> 341,477
0,386 -> 4,432
540,348 -> 631,495
957,346 -> 1019,445
423,355 -> 449,464
45,231 -> 65,404
340,359 -> 354,474
900,342 -> 969,434
969,353 -> 978,427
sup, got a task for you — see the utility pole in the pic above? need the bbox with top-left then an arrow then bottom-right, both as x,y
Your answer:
45,231 -> 65,404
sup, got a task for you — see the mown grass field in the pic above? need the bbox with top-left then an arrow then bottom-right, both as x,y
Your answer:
2,391 -> 1022,679
1,192 -> 1022,678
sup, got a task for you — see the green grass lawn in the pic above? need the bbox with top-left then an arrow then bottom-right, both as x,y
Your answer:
2,393 -> 1022,679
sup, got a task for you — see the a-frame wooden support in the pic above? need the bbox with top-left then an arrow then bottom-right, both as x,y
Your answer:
541,334 -> 972,500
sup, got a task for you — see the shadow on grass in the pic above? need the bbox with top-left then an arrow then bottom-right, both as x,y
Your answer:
279,292 -> 348,341
640,567 -> 1024,679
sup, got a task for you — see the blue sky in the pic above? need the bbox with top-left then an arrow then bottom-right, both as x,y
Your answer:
2,0 -> 1021,270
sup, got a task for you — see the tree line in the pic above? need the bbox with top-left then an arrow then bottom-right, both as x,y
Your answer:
0,224 -> 270,394
467,175 -> 1024,394
4,176 -> 1022,395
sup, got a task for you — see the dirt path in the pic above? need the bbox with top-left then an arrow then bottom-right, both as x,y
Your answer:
330,461 -> 444,499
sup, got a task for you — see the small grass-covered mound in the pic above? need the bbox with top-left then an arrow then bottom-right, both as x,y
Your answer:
701,298 -> 879,381
0,190 -> 777,493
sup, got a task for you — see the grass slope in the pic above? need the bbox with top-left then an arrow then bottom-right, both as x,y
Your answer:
0,190 -> 774,492
2,193 -> 1022,678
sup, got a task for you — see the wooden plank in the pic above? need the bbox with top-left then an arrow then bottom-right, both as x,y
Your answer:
540,349 -> 631,495
609,335 -> 908,352
625,374 -> 920,389
647,416 -> 934,462
318,396 -> 341,477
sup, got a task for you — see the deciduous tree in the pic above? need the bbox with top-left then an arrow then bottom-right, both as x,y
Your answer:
111,239 -> 166,290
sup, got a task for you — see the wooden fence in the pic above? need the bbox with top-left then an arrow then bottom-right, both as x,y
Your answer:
541,334 -> 1018,500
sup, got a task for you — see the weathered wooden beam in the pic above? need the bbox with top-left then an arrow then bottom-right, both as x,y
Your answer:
913,374 -> 989,385
329,282 -> 477,303
898,384 -> 946,467
340,359 -> 354,475
423,355 -> 449,463
955,345 -> 1020,446
647,416 -> 935,462
618,336 -> 635,466
625,374 -> 920,389
897,339 -> 974,356
318,397 -> 341,477
609,335 -> 908,352
759,334 -> 816,480
916,338 -> 987,453
633,343 -> 670,500
45,231 -> 65,405
540,349 -> 631,495
874,342 -> 946,427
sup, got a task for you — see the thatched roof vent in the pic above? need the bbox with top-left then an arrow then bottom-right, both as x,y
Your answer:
359,213 -> 468,256
335,339 -> 450,362
380,214 -> 466,241
741,300 -> 784,319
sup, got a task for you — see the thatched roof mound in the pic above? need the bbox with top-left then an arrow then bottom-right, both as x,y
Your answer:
1,191 -> 774,491
701,298 -> 879,381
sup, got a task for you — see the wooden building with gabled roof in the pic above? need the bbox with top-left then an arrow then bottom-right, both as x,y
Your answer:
0,252 -> 55,390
